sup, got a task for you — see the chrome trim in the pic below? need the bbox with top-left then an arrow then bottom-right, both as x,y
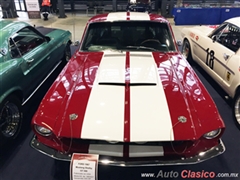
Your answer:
22,61 -> 62,106
104,54 -> 125,57
203,129 -> 222,139
31,136 -> 225,166
34,125 -> 52,137
130,54 -> 152,57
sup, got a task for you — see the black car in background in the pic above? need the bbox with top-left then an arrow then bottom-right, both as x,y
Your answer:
126,0 -> 152,13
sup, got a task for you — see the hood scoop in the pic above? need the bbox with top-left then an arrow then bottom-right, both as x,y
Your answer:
98,82 -> 157,86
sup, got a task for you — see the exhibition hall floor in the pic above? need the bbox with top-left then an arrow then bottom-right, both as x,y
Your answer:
0,12 -> 240,180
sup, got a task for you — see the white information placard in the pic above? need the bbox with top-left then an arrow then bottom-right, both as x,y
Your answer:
25,0 -> 40,11
25,0 -> 40,19
70,154 -> 99,180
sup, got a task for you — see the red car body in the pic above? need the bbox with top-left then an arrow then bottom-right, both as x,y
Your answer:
31,12 -> 225,166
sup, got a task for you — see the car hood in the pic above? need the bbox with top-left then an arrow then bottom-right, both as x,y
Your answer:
33,51 -> 224,142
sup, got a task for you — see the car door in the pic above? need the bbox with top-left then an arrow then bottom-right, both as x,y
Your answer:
217,24 -> 240,96
10,26 -> 54,97
193,24 -> 236,86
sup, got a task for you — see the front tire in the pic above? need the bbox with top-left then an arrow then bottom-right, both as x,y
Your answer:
182,39 -> 193,63
233,92 -> 240,130
0,95 -> 23,144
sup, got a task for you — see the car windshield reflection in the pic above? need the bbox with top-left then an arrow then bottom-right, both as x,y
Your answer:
81,21 -> 176,52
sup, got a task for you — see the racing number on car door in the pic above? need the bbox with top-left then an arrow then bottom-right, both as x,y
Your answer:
206,48 -> 215,69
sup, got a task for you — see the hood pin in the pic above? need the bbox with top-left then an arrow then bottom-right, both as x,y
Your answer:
69,114 -> 78,120
178,116 -> 187,123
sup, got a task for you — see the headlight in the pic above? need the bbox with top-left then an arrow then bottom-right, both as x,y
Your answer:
203,129 -> 221,139
35,125 -> 52,136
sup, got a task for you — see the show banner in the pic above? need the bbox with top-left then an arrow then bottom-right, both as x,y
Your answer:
25,0 -> 41,19
70,154 -> 99,180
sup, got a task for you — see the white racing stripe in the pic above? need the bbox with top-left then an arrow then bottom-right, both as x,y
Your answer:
81,51 -> 126,141
106,12 -> 150,21
130,52 -> 174,141
81,51 -> 174,142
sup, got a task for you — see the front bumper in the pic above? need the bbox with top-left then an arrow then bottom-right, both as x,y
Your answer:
31,136 -> 225,166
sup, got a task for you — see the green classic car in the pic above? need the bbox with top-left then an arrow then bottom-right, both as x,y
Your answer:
0,19 -> 72,144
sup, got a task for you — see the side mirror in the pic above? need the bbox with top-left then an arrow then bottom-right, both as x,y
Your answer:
0,48 -> 7,56
44,36 -> 51,42
176,40 -> 182,46
212,35 -> 217,42
74,41 -> 80,46
223,53 -> 229,60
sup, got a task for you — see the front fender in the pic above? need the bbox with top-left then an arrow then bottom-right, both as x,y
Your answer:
0,86 -> 23,104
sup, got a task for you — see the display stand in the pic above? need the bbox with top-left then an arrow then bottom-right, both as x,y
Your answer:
25,0 -> 41,19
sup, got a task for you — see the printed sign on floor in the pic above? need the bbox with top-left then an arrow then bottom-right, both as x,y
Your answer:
70,153 -> 99,180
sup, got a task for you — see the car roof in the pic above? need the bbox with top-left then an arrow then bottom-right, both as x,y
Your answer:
0,19 -> 29,30
87,12 -> 169,24
225,17 -> 240,27
0,19 -> 28,37
0,20 -> 28,49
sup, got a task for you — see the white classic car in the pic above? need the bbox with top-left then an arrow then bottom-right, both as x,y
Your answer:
181,17 -> 240,130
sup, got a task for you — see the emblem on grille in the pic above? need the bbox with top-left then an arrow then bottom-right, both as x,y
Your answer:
69,114 -> 78,120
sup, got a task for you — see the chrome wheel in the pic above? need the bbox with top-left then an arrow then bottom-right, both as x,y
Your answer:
0,96 -> 22,139
234,94 -> 240,126
182,41 -> 190,58
182,39 -> 192,62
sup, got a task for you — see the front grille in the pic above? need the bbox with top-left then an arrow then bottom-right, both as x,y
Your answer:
61,138 -> 193,147
58,138 -> 196,159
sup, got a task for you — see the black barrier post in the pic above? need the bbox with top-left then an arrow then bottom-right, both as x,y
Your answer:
112,0 -> 117,12
161,0 -> 174,18
10,0 -> 18,17
0,0 -> 18,18
58,0 -> 67,18
51,0 -> 57,13
155,0 -> 159,12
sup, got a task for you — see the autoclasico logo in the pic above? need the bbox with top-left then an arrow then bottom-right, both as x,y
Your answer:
181,170 -> 215,178
156,170 -> 215,178
141,170 -> 239,178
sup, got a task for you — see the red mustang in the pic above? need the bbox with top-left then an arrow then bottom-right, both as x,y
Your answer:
31,12 -> 225,166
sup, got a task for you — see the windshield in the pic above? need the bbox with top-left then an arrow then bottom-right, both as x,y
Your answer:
81,21 -> 176,52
